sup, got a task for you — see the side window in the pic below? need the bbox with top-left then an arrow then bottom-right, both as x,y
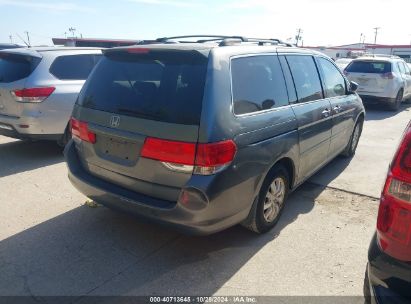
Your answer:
231,55 -> 289,115
50,54 -> 102,80
403,62 -> 411,75
397,62 -> 405,75
317,57 -> 346,97
285,55 -> 323,103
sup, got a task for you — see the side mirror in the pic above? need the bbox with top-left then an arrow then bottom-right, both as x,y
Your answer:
349,81 -> 359,93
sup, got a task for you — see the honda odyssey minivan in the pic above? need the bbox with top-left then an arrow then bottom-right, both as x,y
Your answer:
65,35 -> 365,235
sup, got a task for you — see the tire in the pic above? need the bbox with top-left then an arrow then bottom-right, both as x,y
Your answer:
363,267 -> 371,304
242,165 -> 289,234
341,118 -> 363,158
57,125 -> 71,147
388,89 -> 403,111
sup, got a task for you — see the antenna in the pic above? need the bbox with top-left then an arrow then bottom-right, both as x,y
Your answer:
24,31 -> 31,47
16,33 -> 29,47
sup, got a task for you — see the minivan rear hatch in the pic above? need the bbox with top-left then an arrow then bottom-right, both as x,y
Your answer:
73,47 -> 209,202
0,52 -> 41,117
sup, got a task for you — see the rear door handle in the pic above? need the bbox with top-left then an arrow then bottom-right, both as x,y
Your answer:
333,105 -> 342,113
321,108 -> 331,118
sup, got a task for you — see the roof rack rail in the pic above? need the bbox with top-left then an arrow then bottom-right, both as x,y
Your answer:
153,35 -> 294,47
156,35 -> 248,43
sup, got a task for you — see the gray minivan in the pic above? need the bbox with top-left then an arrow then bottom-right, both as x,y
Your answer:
65,36 -> 365,234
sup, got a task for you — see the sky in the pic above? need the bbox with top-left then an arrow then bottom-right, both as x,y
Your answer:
1,0 -> 410,47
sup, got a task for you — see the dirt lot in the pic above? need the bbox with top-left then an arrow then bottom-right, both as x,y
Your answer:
0,104 -> 409,300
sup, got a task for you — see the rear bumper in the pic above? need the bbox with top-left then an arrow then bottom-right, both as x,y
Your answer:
359,95 -> 396,105
0,106 -> 69,140
0,120 -> 61,141
64,140 -> 251,235
366,233 -> 411,304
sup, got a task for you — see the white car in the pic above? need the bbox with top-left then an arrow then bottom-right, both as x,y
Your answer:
335,58 -> 353,71
344,56 -> 411,110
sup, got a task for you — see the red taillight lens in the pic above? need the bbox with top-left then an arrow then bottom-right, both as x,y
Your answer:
381,72 -> 395,79
377,121 -> 411,261
11,87 -> 55,103
141,138 -> 196,165
194,140 -> 237,175
70,118 -> 96,144
140,138 -> 237,175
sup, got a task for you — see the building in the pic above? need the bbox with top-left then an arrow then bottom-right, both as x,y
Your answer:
305,43 -> 411,62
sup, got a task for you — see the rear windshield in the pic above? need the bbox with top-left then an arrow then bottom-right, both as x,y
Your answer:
345,60 -> 391,73
0,53 -> 41,83
77,50 -> 208,125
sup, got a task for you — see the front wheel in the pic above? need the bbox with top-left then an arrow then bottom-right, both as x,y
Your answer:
242,165 -> 289,234
341,119 -> 363,158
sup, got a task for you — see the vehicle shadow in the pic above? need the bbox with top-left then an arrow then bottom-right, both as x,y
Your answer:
308,156 -> 353,190
0,183 -> 325,300
364,102 -> 411,121
0,139 -> 63,178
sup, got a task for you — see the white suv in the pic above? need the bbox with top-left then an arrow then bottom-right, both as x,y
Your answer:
344,56 -> 411,110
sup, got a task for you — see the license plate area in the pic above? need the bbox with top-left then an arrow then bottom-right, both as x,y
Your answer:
99,136 -> 138,162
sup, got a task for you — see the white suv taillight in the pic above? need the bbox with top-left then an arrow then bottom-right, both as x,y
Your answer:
11,87 -> 55,103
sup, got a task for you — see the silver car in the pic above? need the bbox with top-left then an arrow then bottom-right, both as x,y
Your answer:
0,47 -> 102,145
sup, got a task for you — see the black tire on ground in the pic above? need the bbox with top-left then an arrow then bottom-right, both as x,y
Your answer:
363,266 -> 371,304
57,125 -> 71,147
341,118 -> 363,158
388,89 -> 403,111
242,165 -> 289,234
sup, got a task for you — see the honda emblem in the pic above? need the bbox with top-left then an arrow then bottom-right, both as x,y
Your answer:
110,115 -> 120,128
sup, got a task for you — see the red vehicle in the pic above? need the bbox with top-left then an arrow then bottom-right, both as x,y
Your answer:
365,120 -> 411,303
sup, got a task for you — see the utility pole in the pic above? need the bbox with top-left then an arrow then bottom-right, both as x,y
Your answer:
68,27 -> 76,38
373,27 -> 380,45
9,35 -> 13,44
24,31 -> 31,47
295,28 -> 303,46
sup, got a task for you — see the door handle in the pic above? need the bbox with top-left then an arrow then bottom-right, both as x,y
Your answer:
321,108 -> 331,118
333,105 -> 342,113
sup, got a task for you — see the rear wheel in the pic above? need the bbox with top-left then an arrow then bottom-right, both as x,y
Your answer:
242,165 -> 289,234
57,125 -> 71,147
388,89 -> 403,111
341,119 -> 363,157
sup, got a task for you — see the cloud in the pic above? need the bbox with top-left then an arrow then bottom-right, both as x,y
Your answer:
0,0 -> 92,12
127,0 -> 203,8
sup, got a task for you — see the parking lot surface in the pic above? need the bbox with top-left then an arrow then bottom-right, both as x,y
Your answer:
0,104 -> 409,299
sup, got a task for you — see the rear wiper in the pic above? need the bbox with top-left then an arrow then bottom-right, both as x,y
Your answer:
117,108 -> 159,120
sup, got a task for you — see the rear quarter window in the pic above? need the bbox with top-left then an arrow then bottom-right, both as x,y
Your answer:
345,61 -> 391,73
49,54 -> 102,80
231,55 -> 289,115
0,53 -> 41,83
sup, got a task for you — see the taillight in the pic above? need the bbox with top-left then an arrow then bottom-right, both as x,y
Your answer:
194,140 -> 237,175
141,138 -> 196,165
140,138 -> 237,175
381,72 -> 395,79
11,87 -> 55,103
377,121 -> 411,261
70,117 -> 96,144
